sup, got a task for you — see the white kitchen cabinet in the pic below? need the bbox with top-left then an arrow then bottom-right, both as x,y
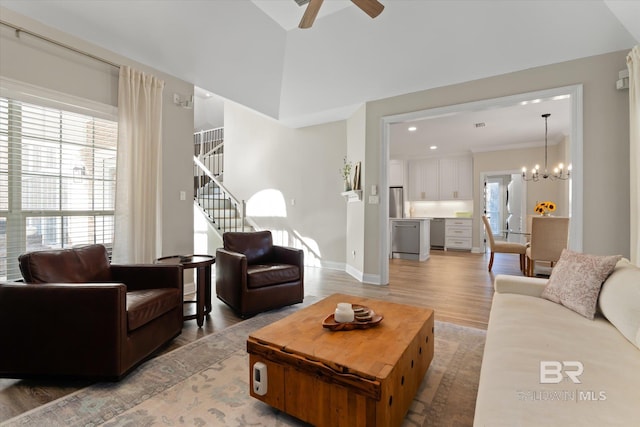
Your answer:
408,158 -> 438,201
408,156 -> 472,201
439,156 -> 473,200
389,160 -> 405,187
445,218 -> 472,251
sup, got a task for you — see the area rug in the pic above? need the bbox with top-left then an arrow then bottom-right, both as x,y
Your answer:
2,304 -> 486,427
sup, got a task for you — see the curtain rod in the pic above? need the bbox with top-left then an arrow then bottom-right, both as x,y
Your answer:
0,19 -> 120,69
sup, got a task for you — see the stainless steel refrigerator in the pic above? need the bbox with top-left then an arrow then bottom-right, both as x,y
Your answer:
389,187 -> 404,218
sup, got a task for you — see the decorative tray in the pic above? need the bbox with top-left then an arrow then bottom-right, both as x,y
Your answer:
322,304 -> 383,331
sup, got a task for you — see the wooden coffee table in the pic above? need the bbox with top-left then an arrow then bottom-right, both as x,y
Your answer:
247,293 -> 434,427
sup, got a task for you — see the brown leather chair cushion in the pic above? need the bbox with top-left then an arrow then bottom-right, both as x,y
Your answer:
247,264 -> 300,289
126,288 -> 181,331
19,244 -> 111,284
223,231 -> 274,264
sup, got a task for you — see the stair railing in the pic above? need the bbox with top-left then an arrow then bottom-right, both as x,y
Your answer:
193,155 -> 246,233
194,127 -> 224,178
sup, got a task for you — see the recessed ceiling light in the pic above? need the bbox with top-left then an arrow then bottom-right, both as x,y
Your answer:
430,145 -> 438,150
408,126 -> 417,132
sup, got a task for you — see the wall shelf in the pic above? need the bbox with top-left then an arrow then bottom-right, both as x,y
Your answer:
341,190 -> 362,202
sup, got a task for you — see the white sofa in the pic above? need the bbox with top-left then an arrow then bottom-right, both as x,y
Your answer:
474,259 -> 640,426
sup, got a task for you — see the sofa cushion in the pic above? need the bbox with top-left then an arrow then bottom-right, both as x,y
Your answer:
126,288 -> 180,331
541,249 -> 621,319
19,244 -> 112,284
246,264 -> 300,289
598,259 -> 640,350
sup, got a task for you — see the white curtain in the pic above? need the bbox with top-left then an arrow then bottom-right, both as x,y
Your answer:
112,66 -> 165,264
629,46 -> 640,266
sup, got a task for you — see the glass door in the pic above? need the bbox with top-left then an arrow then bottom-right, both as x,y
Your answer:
484,173 -> 527,245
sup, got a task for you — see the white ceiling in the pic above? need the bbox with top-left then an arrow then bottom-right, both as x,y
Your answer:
252,0 -> 352,30
1,0 -> 638,157
389,96 -> 571,159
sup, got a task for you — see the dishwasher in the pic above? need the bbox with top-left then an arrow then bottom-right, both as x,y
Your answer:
430,218 -> 445,249
391,221 -> 420,258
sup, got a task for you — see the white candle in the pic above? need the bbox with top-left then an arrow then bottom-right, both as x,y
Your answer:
334,303 -> 355,323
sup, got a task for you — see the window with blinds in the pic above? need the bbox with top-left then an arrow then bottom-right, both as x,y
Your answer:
0,96 -> 117,280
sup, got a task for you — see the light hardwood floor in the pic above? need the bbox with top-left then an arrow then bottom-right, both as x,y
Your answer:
0,249 -> 526,421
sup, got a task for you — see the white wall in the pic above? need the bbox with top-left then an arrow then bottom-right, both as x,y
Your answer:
346,104 -> 367,280
223,101 -> 347,268
194,93 -> 224,131
0,7 -> 195,259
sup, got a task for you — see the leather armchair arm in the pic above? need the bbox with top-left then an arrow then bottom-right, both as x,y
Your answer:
110,264 -> 183,291
273,245 -> 304,268
215,248 -> 248,309
0,282 -> 127,376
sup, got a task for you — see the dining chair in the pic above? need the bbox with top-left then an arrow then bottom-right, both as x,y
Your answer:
525,216 -> 570,277
482,215 -> 527,272
526,214 -> 535,244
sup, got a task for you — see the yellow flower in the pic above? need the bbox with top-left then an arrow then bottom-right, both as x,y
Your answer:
534,201 -> 556,215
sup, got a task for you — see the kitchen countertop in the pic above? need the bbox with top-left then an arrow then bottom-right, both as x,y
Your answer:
390,217 -> 473,220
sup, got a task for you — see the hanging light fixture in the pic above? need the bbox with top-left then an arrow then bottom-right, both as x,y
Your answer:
522,113 -> 571,181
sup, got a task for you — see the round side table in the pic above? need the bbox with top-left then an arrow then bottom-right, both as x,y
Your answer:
156,254 -> 215,327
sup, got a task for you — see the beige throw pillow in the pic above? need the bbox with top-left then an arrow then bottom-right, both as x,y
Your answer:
541,249 -> 622,319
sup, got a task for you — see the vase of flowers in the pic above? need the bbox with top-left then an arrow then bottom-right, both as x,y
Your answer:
340,157 -> 352,191
534,201 -> 556,216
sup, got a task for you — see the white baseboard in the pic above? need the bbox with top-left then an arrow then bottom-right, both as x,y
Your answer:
319,260 -> 345,270
362,273 -> 385,285
345,264 -> 385,286
345,264 -> 363,282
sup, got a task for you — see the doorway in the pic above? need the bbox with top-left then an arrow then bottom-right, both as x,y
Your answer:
380,84 -> 583,285
483,172 -> 527,249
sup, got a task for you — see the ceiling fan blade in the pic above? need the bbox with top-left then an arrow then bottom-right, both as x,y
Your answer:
351,0 -> 384,19
299,0 -> 324,29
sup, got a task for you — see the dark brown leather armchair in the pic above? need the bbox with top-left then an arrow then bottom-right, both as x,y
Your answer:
0,244 -> 184,380
216,231 -> 304,318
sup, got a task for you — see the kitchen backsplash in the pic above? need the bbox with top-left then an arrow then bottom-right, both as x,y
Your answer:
408,200 -> 473,218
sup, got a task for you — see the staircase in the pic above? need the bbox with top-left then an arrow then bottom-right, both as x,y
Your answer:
193,128 -> 322,267
193,128 -> 250,236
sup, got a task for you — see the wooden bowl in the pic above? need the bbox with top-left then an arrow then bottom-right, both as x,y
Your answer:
322,305 -> 383,331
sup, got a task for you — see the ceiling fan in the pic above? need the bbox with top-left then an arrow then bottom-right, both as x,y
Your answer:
297,0 -> 385,29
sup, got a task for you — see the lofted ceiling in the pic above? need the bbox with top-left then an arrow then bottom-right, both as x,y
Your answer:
252,0 -> 353,30
1,0 -> 638,157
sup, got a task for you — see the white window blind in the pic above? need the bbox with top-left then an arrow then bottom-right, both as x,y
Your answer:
0,96 -> 117,281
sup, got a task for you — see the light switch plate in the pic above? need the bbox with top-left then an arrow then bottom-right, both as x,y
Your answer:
369,195 -> 379,204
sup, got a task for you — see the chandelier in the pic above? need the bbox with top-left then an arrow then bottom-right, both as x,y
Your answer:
522,113 -> 570,181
